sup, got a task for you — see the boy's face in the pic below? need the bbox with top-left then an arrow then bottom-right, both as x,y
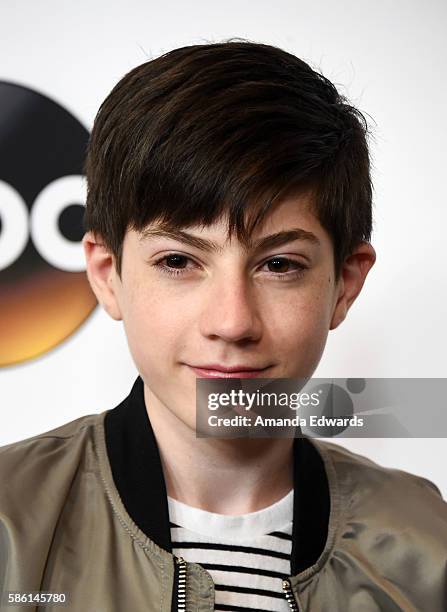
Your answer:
84,191 -> 375,431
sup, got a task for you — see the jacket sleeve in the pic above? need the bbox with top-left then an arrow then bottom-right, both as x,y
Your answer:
0,420 -> 94,610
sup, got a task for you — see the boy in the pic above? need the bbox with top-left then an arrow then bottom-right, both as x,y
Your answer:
1,41 -> 446,612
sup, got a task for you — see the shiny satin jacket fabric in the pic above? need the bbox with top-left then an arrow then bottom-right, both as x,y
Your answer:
0,412 -> 446,612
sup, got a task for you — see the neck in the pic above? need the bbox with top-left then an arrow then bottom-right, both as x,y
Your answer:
144,384 -> 294,515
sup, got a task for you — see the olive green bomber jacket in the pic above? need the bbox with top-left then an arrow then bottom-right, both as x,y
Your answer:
0,377 -> 446,612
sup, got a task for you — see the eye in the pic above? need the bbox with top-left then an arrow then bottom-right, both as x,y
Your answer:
165,254 -> 188,269
153,253 -> 196,277
265,257 -> 294,273
262,256 -> 308,280
153,253 -> 308,280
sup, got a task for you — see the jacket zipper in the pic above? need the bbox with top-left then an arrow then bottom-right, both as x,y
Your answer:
282,578 -> 299,611
172,556 -> 187,612
173,558 -> 297,611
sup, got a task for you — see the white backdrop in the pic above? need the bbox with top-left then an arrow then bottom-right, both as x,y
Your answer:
1,0 -> 446,498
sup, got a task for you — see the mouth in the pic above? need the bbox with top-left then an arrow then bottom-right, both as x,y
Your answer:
185,364 -> 273,379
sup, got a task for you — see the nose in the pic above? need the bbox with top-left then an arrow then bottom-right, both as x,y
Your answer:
199,272 -> 262,343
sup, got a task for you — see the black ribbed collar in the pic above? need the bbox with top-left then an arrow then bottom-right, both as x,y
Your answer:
104,376 -> 330,575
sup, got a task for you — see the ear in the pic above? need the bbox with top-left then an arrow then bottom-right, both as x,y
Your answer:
330,241 -> 376,330
82,231 -> 123,321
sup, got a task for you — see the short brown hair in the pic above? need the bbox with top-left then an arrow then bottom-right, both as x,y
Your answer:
84,39 -> 373,279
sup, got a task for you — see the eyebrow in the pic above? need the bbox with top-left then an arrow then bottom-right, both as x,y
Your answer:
140,227 -> 320,253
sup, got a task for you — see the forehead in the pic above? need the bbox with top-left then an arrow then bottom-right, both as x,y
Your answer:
136,191 -> 328,252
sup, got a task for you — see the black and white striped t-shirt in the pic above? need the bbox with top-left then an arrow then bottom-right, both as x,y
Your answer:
168,489 -> 293,612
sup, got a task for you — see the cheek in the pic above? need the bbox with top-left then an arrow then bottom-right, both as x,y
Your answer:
279,304 -> 328,346
121,288 -> 190,369
266,285 -> 333,368
270,280 -> 332,331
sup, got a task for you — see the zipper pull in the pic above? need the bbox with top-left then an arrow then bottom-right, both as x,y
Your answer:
175,556 -> 187,611
282,578 -> 299,611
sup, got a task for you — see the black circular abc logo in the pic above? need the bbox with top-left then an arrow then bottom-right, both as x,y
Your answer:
0,81 -> 97,367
